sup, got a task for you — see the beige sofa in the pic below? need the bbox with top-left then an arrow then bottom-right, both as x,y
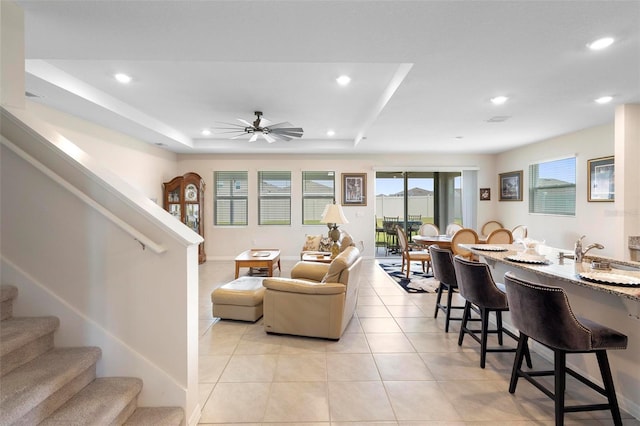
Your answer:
263,246 -> 362,340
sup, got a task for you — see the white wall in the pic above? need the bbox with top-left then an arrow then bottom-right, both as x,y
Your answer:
496,124 -> 616,254
26,101 -> 179,203
177,153 -> 497,260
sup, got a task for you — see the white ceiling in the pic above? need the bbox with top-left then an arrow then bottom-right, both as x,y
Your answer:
17,0 -> 640,155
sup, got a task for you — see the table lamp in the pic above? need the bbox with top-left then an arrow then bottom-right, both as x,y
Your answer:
320,202 -> 349,258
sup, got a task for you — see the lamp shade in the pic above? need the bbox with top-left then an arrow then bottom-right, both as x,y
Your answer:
320,203 -> 349,225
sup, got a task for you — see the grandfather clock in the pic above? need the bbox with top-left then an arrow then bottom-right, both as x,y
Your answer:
163,172 -> 206,264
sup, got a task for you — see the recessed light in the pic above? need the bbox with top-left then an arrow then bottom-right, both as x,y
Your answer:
201,129 -> 212,136
587,37 -> 614,51
114,73 -> 132,84
336,75 -> 351,86
594,96 -> 613,104
490,96 -> 508,105
327,130 -> 336,137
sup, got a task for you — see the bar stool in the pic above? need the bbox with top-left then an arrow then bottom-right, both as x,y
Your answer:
453,256 -> 532,369
428,245 -> 465,332
503,272 -> 628,426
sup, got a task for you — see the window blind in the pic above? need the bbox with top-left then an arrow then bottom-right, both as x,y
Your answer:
529,157 -> 576,216
258,171 -> 291,225
214,171 -> 248,225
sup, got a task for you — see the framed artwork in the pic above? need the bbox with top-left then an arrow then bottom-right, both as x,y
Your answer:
342,173 -> 367,206
499,170 -> 523,201
588,156 -> 614,202
479,188 -> 491,201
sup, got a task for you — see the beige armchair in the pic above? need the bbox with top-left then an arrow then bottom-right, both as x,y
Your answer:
263,246 -> 362,340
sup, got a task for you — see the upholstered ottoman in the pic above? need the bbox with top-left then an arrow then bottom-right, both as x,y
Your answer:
211,276 -> 266,322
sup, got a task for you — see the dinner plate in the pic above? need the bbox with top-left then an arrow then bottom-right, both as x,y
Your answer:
505,255 -> 549,264
472,245 -> 508,252
579,272 -> 640,287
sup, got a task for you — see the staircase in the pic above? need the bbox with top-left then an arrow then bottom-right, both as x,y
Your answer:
0,285 -> 185,425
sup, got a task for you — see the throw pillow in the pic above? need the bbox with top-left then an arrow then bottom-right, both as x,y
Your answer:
340,233 -> 355,252
319,237 -> 332,252
303,234 -> 322,251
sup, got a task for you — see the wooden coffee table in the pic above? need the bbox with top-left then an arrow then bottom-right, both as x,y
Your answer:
235,249 -> 281,278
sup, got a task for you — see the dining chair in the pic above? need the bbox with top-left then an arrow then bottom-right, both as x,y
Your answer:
511,225 -> 528,240
486,228 -> 513,244
453,255 -> 531,368
396,225 -> 431,278
418,223 -> 439,237
429,245 -> 464,332
375,216 -> 387,254
445,223 -> 463,236
383,216 -> 399,254
480,220 -> 503,238
451,228 -> 479,260
504,272 -> 628,426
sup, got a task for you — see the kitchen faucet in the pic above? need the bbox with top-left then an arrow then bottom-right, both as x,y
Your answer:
574,235 -> 604,263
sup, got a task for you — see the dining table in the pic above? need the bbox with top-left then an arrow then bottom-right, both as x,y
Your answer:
412,234 -> 453,250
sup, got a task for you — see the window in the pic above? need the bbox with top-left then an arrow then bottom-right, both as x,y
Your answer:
258,171 -> 291,225
214,171 -> 248,225
529,157 -> 576,216
302,171 -> 335,224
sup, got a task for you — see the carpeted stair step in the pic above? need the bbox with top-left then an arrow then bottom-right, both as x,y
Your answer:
1,316 -> 59,377
1,284 -> 18,320
124,406 -> 185,425
40,377 -> 143,425
0,346 -> 101,425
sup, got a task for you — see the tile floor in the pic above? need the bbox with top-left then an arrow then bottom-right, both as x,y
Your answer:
197,257 -> 638,425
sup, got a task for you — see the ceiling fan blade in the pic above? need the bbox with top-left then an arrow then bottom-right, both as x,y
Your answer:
237,118 -> 253,127
249,133 -> 259,142
259,117 -> 271,126
271,129 -> 303,137
271,127 -> 303,133
263,133 -> 276,143
231,133 -> 249,140
271,133 -> 292,141
266,122 -> 292,129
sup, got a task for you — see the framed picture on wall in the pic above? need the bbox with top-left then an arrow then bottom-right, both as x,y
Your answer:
480,188 -> 491,201
499,170 -> 523,201
342,173 -> 367,206
588,156 -> 614,202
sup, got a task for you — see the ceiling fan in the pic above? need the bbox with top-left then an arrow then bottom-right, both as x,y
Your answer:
215,111 -> 304,143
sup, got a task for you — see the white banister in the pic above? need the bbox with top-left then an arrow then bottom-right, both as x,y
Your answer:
1,136 -> 167,254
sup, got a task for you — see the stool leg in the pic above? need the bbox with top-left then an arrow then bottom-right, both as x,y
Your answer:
444,285 -> 454,333
480,308 -> 489,369
458,300 -> 471,346
496,311 -> 504,346
554,350 -> 566,426
596,351 -> 623,426
509,334 -> 528,393
434,283 -> 445,318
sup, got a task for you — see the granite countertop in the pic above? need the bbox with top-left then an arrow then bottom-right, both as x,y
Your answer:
462,244 -> 640,302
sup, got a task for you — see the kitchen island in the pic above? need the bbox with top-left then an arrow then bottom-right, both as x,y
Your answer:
463,243 -> 640,420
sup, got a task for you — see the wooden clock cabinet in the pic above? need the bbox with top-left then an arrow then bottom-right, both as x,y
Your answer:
163,172 -> 206,264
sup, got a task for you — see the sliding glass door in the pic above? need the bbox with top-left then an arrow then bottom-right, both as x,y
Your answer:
375,171 -> 461,234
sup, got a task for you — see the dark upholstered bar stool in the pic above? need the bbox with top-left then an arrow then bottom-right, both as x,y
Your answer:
428,245 -> 464,332
504,272 -> 628,426
453,256 -> 532,369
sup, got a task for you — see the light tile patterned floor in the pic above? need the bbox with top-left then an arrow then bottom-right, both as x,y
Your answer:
197,258 -> 638,425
